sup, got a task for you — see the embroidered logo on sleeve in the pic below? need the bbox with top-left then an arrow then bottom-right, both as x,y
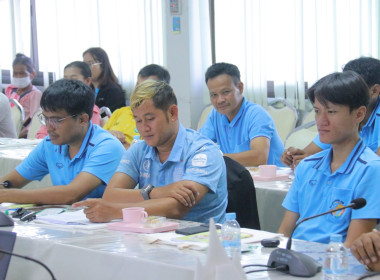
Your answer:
192,154 -> 207,167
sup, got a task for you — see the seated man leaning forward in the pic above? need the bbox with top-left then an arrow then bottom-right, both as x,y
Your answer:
74,80 -> 228,224
0,79 -> 125,204
278,71 -> 380,247
199,62 -> 284,167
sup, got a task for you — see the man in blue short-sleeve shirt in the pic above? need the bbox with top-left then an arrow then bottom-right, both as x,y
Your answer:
74,80 -> 228,223
0,79 -> 124,204
281,57 -> 380,168
278,71 -> 380,247
199,62 -> 284,167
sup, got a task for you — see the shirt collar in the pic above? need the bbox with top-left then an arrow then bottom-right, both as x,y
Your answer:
59,122 -> 95,160
312,139 -> 366,175
144,123 -> 185,163
221,97 -> 247,127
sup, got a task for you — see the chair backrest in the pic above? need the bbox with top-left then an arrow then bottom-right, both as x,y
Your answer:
301,110 -> 317,132
99,106 -> 112,127
0,230 -> 17,280
197,104 -> 213,130
266,98 -> 298,143
27,109 -> 42,139
284,121 -> 318,149
223,156 -> 261,229
9,98 -> 25,136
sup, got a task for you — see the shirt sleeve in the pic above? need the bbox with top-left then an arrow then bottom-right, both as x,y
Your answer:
115,143 -> 142,184
16,141 -> 49,181
282,163 -> 303,213
181,143 -> 225,194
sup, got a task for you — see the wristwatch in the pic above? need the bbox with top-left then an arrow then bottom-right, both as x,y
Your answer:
141,184 -> 154,200
0,180 -> 12,189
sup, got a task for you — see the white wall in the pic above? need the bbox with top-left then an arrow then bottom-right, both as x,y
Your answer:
163,0 -> 211,129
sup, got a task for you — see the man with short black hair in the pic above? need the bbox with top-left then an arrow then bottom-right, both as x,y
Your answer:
0,79 -> 125,204
199,62 -> 284,167
278,71 -> 380,247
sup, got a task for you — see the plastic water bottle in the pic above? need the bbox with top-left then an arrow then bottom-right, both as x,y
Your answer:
323,234 -> 348,279
221,212 -> 241,260
131,135 -> 140,146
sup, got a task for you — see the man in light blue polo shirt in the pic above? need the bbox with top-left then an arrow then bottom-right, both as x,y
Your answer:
278,71 -> 380,247
199,62 -> 284,167
0,79 -> 124,204
281,57 -> 380,167
74,80 -> 227,224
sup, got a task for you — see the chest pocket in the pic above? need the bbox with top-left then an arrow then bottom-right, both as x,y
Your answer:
326,187 -> 353,224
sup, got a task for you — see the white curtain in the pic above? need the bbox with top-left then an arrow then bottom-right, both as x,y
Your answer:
214,0 -> 379,110
1,0 -> 164,96
0,0 -> 31,89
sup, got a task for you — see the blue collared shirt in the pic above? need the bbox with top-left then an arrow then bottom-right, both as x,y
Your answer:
283,140 -> 380,244
313,97 -> 380,153
199,97 -> 284,166
116,123 -> 228,223
16,122 -> 125,199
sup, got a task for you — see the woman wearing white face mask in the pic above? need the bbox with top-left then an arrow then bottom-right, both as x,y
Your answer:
5,53 -> 42,138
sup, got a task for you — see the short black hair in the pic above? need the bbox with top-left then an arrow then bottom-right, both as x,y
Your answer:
343,57 -> 380,87
205,62 -> 241,85
138,64 -> 171,84
41,79 -> 94,119
307,71 -> 369,112
64,61 -> 92,79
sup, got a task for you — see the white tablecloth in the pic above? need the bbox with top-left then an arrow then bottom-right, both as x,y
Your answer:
3,220 -> 368,280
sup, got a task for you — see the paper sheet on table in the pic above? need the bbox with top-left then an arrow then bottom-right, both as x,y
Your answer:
140,228 -> 282,251
35,209 -> 107,229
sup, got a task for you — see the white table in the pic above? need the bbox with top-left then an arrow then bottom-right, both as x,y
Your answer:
0,138 -> 52,189
2,219 -> 369,280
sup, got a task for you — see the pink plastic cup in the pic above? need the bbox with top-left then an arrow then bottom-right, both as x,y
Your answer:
258,165 -> 277,177
122,207 -> 148,224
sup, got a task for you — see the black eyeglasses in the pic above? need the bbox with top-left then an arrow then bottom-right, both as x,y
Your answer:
38,113 -> 77,128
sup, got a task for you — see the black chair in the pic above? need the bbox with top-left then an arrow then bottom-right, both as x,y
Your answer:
223,156 -> 261,230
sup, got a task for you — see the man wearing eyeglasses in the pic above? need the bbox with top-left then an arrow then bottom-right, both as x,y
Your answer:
0,79 -> 125,204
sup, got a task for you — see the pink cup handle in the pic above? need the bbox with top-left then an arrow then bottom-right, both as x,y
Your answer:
142,211 -> 148,219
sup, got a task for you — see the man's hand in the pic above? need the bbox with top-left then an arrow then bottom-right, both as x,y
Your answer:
280,147 -> 307,168
351,229 -> 380,271
108,130 -> 126,144
150,181 -> 200,207
72,199 -> 122,223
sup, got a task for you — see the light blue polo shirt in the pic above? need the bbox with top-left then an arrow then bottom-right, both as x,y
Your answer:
16,122 -> 125,199
313,97 -> 380,153
116,123 -> 228,223
199,97 -> 284,166
282,139 -> 380,244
